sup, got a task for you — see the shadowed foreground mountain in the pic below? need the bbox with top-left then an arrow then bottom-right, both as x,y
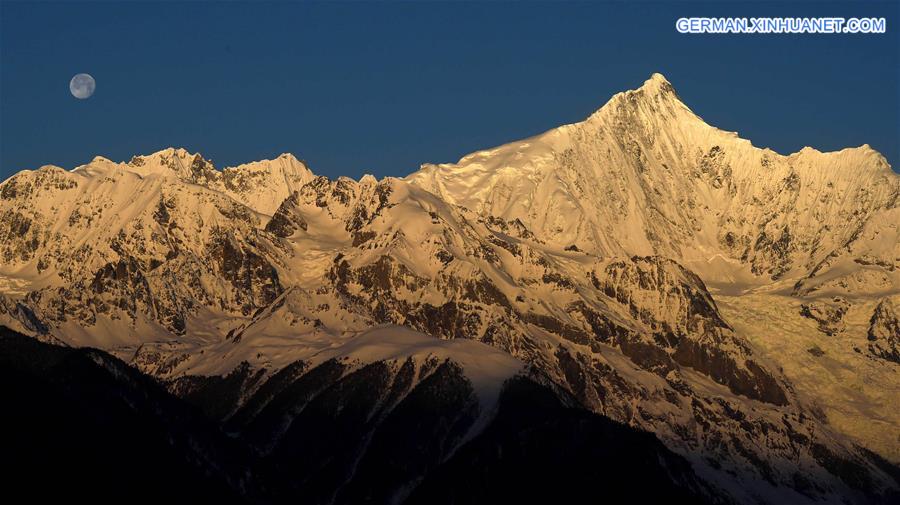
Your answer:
0,74 -> 898,504
0,326 -> 715,505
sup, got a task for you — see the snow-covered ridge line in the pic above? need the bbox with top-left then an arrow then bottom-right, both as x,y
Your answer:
2,72 -> 893,186
406,72 -> 898,291
418,72 -> 892,173
1,72 -> 898,505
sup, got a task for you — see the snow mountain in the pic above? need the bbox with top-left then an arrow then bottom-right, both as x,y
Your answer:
408,73 -> 899,293
1,74 -> 898,505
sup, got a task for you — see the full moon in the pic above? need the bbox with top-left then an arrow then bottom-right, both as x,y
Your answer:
69,73 -> 96,99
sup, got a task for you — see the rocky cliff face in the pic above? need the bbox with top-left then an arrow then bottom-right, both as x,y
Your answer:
1,74 -> 898,504
868,299 -> 900,364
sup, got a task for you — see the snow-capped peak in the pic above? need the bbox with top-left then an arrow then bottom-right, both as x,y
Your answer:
65,148 -> 316,216
2,71 -> 899,505
120,147 -> 213,181
218,153 -> 315,215
222,152 -> 307,175
606,72 -> 679,104
641,72 -> 675,93
407,72 -> 899,291
133,146 -> 203,164
585,71 -> 691,125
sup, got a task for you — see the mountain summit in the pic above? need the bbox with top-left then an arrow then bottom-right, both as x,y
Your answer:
407,73 -> 898,291
1,74 -> 898,505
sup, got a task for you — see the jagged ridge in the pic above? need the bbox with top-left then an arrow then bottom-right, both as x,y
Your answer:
1,73 -> 898,505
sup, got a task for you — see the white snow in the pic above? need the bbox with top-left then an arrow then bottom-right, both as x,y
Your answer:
1,72 -> 899,503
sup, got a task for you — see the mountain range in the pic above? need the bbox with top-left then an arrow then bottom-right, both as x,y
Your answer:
1,73 -> 898,504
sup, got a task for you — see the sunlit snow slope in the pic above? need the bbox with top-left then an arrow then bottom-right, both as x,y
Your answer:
1,73 -> 898,505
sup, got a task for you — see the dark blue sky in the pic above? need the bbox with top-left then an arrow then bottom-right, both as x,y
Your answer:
1,1 -> 897,180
